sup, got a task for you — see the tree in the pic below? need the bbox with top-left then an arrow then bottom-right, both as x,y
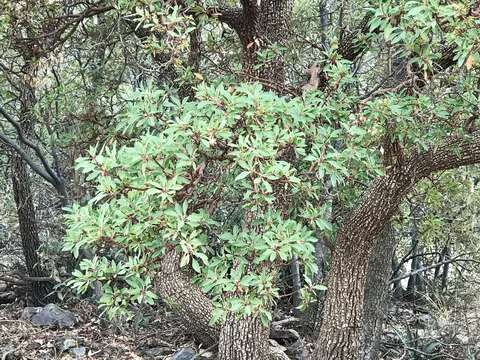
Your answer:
61,0 -> 480,359
0,0 -> 115,303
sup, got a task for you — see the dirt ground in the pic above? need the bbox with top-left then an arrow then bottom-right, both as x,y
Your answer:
1,292 -> 479,359
0,301 -> 205,360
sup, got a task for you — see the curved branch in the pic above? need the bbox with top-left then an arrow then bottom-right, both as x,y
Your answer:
416,131 -> 480,177
206,6 -> 245,34
0,104 -> 62,187
155,250 -> 219,346
0,132 -> 56,186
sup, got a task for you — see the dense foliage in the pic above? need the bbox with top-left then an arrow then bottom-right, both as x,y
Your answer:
1,0 -> 480,358
63,82 -> 382,322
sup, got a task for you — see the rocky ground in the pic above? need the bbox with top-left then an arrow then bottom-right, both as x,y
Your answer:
0,300 -> 209,360
0,290 -> 479,359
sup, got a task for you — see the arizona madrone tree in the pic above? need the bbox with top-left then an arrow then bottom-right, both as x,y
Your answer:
64,0 -> 480,359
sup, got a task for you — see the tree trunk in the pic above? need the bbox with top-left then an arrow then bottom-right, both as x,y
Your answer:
360,224 -> 396,360
391,254 -> 405,300
216,0 -> 294,84
10,64 -> 53,305
12,155 -> 54,305
406,206 -> 422,300
290,255 -> 302,315
155,250 -> 219,346
433,246 -> 447,281
440,246 -> 450,292
313,239 -> 327,284
313,168 -> 417,360
218,313 -> 270,360
155,251 -> 289,359
313,133 -> 480,359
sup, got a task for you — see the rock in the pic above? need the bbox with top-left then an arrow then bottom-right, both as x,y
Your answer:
416,313 -> 434,328
267,340 -> 290,360
198,351 -> 214,359
171,348 -> 197,360
21,306 -> 39,320
69,346 -> 87,358
22,304 -> 76,328
61,338 -> 78,351
455,334 -> 469,344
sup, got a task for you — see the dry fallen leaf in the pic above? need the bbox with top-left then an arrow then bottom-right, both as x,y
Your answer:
465,54 -> 474,70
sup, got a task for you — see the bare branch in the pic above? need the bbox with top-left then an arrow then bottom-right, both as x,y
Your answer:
0,132 -> 56,186
0,104 -> 62,187
389,254 -> 479,283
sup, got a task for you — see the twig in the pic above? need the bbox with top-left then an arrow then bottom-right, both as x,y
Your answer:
272,317 -> 299,327
390,254 -> 478,283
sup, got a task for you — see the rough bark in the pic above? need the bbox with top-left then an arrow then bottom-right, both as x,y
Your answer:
155,250 -> 219,346
214,1 -> 294,84
218,313 -> 270,360
313,132 -> 480,360
313,237 -> 329,284
155,250 -> 289,359
12,155 -> 54,305
9,63 -> 53,305
360,224 -> 396,360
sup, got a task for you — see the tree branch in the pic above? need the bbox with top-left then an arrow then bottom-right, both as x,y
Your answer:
0,105 -> 68,203
389,254 -> 478,283
0,132 -> 56,186
206,6 -> 244,33
0,104 -> 62,187
415,130 -> 480,178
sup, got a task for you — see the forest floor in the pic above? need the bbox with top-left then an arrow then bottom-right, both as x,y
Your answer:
0,292 -> 479,359
0,300 -> 203,360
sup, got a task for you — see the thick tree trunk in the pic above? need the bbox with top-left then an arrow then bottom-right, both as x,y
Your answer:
313,133 -> 480,359
218,313 -> 270,360
12,155 -> 54,305
314,223 -> 397,360
155,250 -> 219,346
155,251 -> 289,359
216,0 -> 294,84
313,168 -> 417,360
242,0 -> 293,83
360,224 -> 396,360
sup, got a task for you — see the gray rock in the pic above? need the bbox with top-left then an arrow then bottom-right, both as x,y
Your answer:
21,306 -> 40,320
171,348 -> 197,360
455,334 -> 469,344
61,338 -> 78,351
69,346 -> 87,358
22,304 -> 76,328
